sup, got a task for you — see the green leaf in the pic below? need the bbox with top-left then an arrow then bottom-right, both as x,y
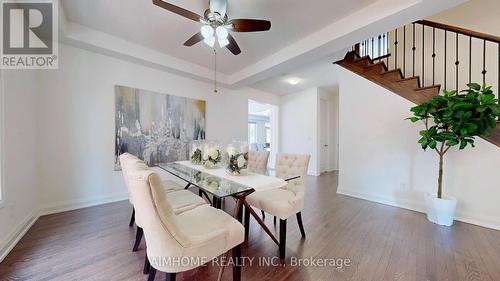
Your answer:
467,83 -> 481,91
459,140 -> 467,150
429,140 -> 437,149
446,139 -> 459,146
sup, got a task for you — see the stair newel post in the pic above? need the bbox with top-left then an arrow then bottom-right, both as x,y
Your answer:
412,23 -> 416,77
482,39 -> 487,85
394,28 -> 398,69
455,32 -> 459,92
432,27 -> 436,86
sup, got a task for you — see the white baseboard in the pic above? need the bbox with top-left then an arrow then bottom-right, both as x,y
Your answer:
39,192 -> 128,216
0,209 -> 40,262
0,192 -> 128,262
337,186 -> 500,230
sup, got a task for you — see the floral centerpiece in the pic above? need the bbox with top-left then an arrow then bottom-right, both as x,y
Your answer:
226,141 -> 249,176
202,142 -> 222,169
189,140 -> 203,165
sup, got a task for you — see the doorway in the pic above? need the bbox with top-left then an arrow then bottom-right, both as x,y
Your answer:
248,100 -> 278,168
318,91 -> 339,173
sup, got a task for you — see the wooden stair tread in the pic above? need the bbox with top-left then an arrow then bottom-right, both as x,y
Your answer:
334,51 -> 499,148
415,85 -> 441,91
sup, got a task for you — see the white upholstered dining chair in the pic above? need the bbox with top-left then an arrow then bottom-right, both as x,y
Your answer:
128,165 -> 245,281
245,153 -> 310,259
247,150 -> 270,174
119,153 -> 207,252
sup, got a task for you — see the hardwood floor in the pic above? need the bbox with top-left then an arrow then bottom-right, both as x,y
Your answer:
2,172 -> 500,281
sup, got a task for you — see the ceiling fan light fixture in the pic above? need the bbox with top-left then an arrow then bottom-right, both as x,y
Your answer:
218,37 -> 229,48
201,25 -> 214,39
203,36 -> 215,47
215,26 -> 228,39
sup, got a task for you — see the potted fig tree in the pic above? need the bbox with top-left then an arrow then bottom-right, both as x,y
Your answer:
409,83 -> 499,226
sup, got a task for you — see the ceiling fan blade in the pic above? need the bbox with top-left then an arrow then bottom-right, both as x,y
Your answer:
226,34 -> 241,55
184,32 -> 204,46
152,0 -> 202,22
209,0 -> 227,17
229,19 -> 271,32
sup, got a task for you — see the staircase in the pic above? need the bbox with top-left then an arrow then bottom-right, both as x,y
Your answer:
336,20 -> 500,148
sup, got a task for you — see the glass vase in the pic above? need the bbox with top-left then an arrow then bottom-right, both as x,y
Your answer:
226,141 -> 249,176
189,140 -> 203,165
202,141 -> 222,169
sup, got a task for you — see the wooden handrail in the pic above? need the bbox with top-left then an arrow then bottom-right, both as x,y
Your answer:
416,20 -> 500,43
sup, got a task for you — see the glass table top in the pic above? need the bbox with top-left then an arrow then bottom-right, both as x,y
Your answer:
157,162 -> 300,198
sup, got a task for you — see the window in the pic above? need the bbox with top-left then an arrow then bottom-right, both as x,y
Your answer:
248,123 -> 257,144
265,122 -> 271,146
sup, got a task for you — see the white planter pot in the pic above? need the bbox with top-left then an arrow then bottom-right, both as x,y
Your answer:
424,194 -> 457,226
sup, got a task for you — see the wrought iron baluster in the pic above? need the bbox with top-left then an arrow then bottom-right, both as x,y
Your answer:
422,25 -> 425,87
395,29 -> 398,69
371,37 -> 374,58
482,39 -> 486,85
403,25 -> 406,76
412,23 -> 416,77
432,27 -> 436,85
378,35 -> 382,57
444,30 -> 447,89
469,36 -> 472,84
455,32 -> 459,92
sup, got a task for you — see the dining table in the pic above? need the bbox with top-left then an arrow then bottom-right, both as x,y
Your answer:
157,161 -> 301,248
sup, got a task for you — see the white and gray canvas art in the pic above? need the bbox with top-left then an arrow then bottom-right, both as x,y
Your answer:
114,85 -> 206,169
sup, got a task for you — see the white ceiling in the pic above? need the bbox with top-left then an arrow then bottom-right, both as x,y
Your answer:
251,50 -> 346,95
59,0 -> 465,91
61,0 -> 376,75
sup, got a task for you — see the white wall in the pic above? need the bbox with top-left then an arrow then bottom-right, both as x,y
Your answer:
0,70 -> 39,260
337,67 -> 500,229
428,0 -> 500,37
280,88 -> 319,175
35,43 -> 279,212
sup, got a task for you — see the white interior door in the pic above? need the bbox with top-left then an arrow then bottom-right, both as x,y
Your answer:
319,99 -> 328,173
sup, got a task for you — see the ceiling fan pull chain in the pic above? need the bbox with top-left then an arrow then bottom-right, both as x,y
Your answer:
214,48 -> 218,93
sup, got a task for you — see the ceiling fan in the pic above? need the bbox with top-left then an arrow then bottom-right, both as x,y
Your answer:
152,0 -> 271,55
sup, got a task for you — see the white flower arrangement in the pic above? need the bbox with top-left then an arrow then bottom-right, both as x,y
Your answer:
226,142 -> 249,176
202,144 -> 222,169
190,144 -> 202,165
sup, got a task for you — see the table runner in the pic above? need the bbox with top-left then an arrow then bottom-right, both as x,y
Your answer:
177,161 -> 287,192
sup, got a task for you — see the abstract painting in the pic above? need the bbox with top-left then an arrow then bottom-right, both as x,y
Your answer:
114,85 -> 206,169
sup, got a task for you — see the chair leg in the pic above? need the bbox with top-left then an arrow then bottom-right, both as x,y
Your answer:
147,267 -> 156,281
143,254 -> 150,275
129,208 -> 135,227
232,245 -> 241,281
273,216 -> 276,225
279,219 -> 287,260
296,212 -> 306,238
244,206 -> 250,239
133,227 -> 143,252
166,273 -> 176,281
261,210 -> 265,219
